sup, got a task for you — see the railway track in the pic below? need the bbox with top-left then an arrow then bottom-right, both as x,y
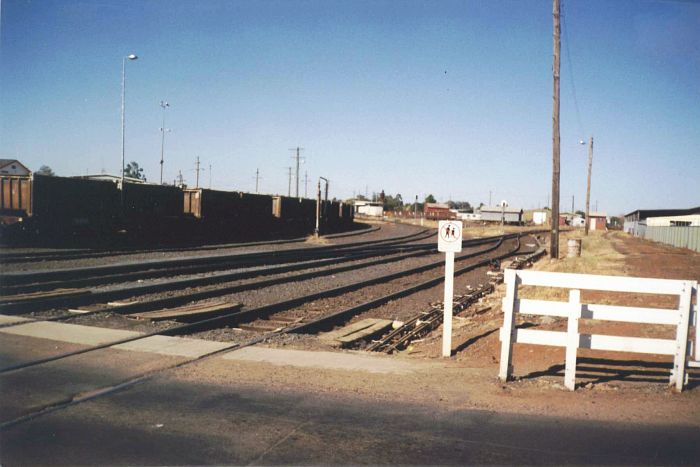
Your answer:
0,232 -> 537,430
0,233 -> 530,370
0,225 -> 382,264
0,235 -> 505,319
0,228 -> 434,288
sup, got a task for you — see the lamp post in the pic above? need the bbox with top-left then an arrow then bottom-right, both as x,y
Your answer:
121,54 -> 138,189
159,100 -> 170,185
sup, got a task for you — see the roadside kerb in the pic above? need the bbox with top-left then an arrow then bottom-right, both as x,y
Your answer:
498,269 -> 697,391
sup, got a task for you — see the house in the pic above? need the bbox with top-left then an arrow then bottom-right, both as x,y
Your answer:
0,159 -> 31,176
532,211 -> 548,225
424,203 -> 455,220
587,212 -> 608,231
480,206 -> 523,224
354,200 -> 384,217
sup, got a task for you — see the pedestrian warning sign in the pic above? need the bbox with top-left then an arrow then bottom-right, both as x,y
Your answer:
438,220 -> 462,253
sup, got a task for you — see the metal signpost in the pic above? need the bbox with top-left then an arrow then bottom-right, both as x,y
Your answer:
438,220 -> 462,357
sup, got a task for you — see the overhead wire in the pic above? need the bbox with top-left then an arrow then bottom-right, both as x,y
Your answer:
561,1 -> 586,140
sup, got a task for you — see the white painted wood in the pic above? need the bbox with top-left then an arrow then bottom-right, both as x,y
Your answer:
671,282 -> 693,391
513,329 -> 567,347
513,329 -> 676,355
693,291 -> 699,362
442,251 -> 455,358
515,299 -> 679,325
512,269 -> 687,295
584,334 -> 676,355
565,290 -> 581,391
498,269 -> 518,381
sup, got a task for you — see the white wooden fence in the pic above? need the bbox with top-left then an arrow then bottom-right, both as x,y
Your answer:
499,269 -> 698,391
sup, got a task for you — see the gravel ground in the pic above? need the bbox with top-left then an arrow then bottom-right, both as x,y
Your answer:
0,222 -> 427,272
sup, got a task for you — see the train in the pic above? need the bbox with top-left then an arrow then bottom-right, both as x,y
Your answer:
0,174 -> 354,246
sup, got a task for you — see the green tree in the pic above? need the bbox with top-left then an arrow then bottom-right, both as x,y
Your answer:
424,194 -> 436,204
124,161 -> 146,181
36,165 -> 55,176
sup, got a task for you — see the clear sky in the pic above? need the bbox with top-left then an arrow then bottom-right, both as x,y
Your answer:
1,0 -> 698,215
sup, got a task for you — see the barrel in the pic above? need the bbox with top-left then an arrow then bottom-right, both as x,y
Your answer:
567,238 -> 582,258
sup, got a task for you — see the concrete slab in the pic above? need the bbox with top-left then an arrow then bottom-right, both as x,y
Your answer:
0,320 -> 235,359
0,314 -> 31,325
221,347 -> 426,374
115,335 -> 234,358
0,321 -> 140,346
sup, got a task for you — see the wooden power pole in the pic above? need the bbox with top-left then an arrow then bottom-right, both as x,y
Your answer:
550,0 -> 561,259
585,136 -> 594,235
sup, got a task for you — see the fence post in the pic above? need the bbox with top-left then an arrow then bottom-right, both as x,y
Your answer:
564,289 -> 581,391
499,269 -> 518,382
671,281 -> 693,391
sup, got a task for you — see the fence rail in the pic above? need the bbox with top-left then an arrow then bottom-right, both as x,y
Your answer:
624,222 -> 700,252
499,269 -> 697,391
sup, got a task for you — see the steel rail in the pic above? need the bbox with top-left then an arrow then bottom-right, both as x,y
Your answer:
0,225 -> 381,264
0,239 -> 457,319
0,228 -> 433,287
0,235 -> 521,374
0,234 -> 536,432
0,232 -> 503,296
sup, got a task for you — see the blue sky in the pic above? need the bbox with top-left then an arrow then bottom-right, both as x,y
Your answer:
1,0 -> 698,215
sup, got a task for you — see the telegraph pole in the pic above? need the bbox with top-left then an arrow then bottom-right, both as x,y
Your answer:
286,166 -> 292,197
584,136 -> 594,235
289,147 -> 304,198
571,195 -> 574,215
195,156 -> 201,188
304,170 -> 308,198
208,164 -> 212,189
550,0 -> 561,259
255,168 -> 261,193
159,100 -> 170,185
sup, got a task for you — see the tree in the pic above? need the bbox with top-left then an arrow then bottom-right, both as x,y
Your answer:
124,161 -> 146,181
424,194 -> 436,204
448,200 -> 472,211
36,165 -> 55,176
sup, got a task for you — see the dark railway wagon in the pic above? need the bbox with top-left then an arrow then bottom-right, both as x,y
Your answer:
273,196 -> 316,231
0,176 -> 32,220
32,175 -> 120,237
121,182 -> 184,241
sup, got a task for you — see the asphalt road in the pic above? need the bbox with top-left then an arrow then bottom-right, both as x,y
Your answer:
2,368 -> 700,466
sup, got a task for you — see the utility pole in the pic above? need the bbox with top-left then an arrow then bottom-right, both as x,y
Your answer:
159,100 -> 170,185
209,164 -> 212,189
571,195 -> 574,215
550,0 -> 561,259
176,170 -> 184,187
255,168 -> 261,193
414,195 -> 418,220
584,136 -> 594,235
304,170 -> 308,198
195,156 -> 200,188
289,147 -> 304,198
286,166 -> 292,197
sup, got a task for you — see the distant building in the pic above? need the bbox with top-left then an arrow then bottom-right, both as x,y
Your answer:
480,206 -> 523,224
532,211 -> 548,225
587,212 -> 608,231
623,207 -> 700,235
456,210 -> 481,222
646,214 -> 700,227
354,200 -> 384,217
0,159 -> 31,176
424,203 -> 455,220
571,216 -> 585,228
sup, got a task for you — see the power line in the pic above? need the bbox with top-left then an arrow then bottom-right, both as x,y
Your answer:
561,1 -> 585,139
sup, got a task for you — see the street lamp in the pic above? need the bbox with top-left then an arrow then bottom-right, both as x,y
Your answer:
121,53 -> 138,188
159,100 -> 171,184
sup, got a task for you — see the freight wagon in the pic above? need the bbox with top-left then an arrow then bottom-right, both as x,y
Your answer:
0,174 -> 354,246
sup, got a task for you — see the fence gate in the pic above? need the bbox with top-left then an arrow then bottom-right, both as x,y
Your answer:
499,269 -> 697,391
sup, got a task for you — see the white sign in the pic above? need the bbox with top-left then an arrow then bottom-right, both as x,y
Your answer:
437,220 -> 462,358
438,220 -> 462,253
